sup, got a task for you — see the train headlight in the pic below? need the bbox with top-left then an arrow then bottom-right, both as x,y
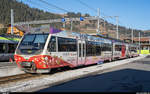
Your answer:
41,57 -> 45,60
34,58 -> 37,61
18,57 -> 21,60
15,58 -> 17,61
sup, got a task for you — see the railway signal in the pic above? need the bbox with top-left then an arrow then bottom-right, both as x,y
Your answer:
80,17 -> 84,21
61,18 -> 65,22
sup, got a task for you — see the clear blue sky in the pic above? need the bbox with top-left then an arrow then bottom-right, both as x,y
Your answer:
19,0 -> 150,31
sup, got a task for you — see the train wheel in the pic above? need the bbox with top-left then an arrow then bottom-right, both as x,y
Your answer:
48,68 -> 51,73
31,63 -> 37,73
112,57 -> 115,61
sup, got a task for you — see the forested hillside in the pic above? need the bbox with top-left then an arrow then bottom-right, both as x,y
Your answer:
0,0 -> 62,24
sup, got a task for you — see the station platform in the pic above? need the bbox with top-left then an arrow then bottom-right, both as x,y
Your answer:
0,62 -> 25,77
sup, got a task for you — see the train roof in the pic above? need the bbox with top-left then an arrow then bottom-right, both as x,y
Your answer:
26,27 -> 112,44
94,34 -> 126,42
93,34 -> 139,45
53,30 -> 112,44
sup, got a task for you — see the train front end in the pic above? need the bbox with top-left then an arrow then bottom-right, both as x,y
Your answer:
14,33 -> 50,73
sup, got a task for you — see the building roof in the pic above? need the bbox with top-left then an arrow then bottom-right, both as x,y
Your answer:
134,37 -> 150,42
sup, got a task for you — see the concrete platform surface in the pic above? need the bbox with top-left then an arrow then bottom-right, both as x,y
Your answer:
0,62 -> 25,77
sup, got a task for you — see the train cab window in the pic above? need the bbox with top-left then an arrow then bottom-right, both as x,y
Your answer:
48,36 -> 56,52
58,37 -> 77,52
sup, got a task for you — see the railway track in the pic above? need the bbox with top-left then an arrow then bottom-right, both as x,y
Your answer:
0,67 -> 71,85
0,73 -> 41,85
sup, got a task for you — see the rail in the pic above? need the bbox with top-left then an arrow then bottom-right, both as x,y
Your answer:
0,73 -> 41,85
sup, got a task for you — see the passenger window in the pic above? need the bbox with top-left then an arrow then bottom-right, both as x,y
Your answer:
79,43 -> 81,57
58,37 -> 77,52
48,36 -> 56,52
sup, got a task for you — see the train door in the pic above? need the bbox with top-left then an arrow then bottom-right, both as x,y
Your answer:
77,40 -> 86,66
121,45 -> 126,57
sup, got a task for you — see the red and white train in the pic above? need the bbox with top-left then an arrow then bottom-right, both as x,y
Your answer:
14,27 -> 139,73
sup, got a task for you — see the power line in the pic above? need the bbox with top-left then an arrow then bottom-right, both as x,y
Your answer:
25,0 -> 53,12
75,0 -> 97,12
37,0 -> 69,13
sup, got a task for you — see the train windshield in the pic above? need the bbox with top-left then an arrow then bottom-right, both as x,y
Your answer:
17,34 -> 48,55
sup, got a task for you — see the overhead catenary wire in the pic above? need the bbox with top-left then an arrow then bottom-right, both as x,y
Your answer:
25,0 -> 54,12
37,0 -> 69,13
76,0 -> 97,12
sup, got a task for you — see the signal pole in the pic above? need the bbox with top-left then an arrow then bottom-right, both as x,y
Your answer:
11,9 -> 14,34
104,18 -> 106,32
115,16 -> 119,39
70,19 -> 73,32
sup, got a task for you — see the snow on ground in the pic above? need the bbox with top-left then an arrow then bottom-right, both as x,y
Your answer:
0,66 -> 25,77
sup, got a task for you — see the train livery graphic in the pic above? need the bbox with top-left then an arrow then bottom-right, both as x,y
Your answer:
14,27 -> 139,73
0,35 -> 20,61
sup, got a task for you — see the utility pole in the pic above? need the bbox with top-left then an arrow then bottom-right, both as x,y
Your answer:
11,9 -> 14,34
97,8 -> 100,34
139,31 -> 141,54
131,29 -> 134,43
104,18 -> 106,32
70,19 -> 73,32
115,16 -> 119,39
63,22 -> 65,29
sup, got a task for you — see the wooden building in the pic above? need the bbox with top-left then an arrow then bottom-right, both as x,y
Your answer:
7,25 -> 29,36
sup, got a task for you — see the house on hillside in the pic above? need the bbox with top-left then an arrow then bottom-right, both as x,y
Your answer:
0,24 -> 4,28
124,37 -> 150,54
7,25 -> 29,36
